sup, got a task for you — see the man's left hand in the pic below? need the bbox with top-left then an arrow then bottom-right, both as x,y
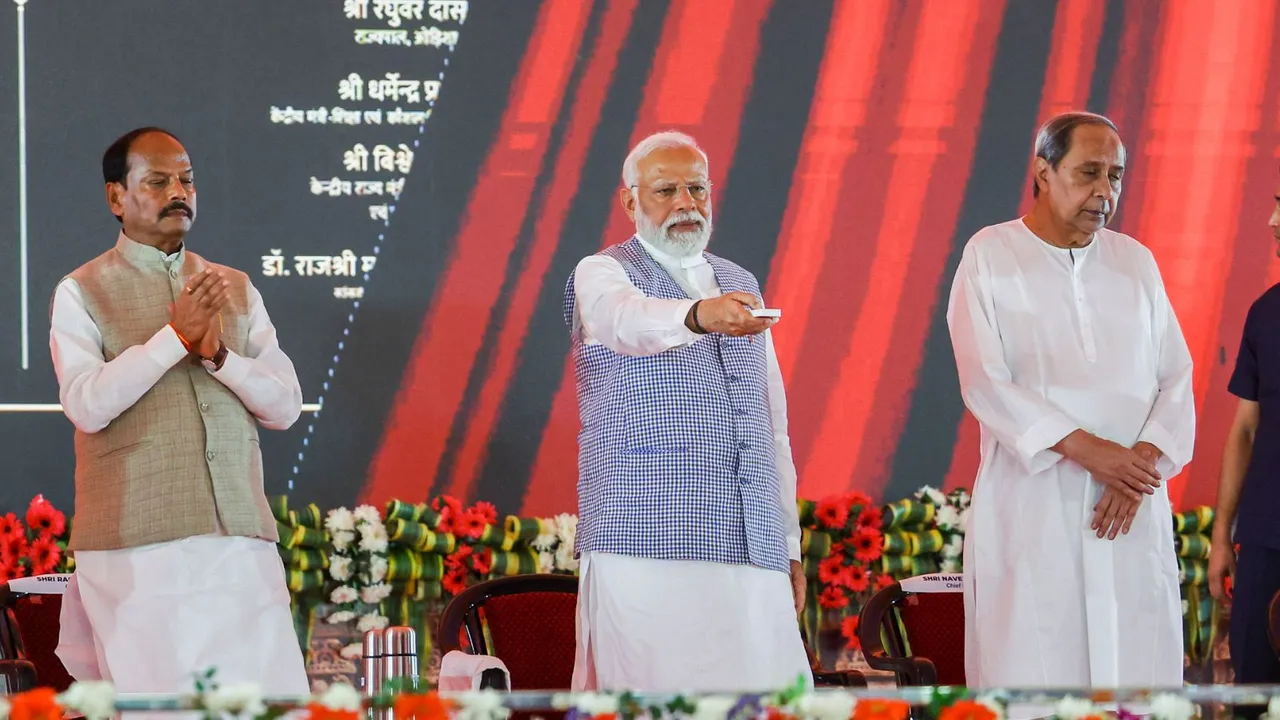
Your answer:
1133,441 -> 1163,465
195,321 -> 222,360
790,560 -> 805,616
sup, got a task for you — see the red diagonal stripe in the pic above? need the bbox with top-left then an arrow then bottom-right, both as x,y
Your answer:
800,0 -> 1004,500
360,0 -> 594,506
444,0 -> 640,502
521,0 -> 774,516
946,0 -> 1107,493
1128,0 -> 1276,509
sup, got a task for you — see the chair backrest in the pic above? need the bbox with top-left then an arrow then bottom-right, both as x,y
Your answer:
858,575 -> 966,686
0,583 -> 75,692
437,574 -> 578,691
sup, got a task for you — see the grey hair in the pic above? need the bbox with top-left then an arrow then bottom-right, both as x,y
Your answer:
621,131 -> 708,188
1031,111 -> 1121,197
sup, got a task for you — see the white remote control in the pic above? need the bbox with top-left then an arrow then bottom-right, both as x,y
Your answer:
751,308 -> 782,319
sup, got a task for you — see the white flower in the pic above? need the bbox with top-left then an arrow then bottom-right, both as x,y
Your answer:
340,642 -> 364,660
357,613 -> 390,633
530,530 -> 557,552
359,522 -> 389,553
369,555 -> 389,583
325,507 -> 355,534
1149,694 -> 1195,720
316,681 -> 362,711
554,513 -> 577,542
332,530 -> 356,552
330,585 -> 359,605
973,694 -> 1006,720
936,505 -> 961,531
361,583 -> 393,604
692,695 -> 738,720
353,504 -> 383,528
575,693 -> 619,717
794,692 -> 856,720
1263,697 -> 1280,720
58,680 -> 117,720
917,485 -> 946,507
537,551 -> 555,574
327,610 -> 357,624
203,682 -> 266,718
329,555 -> 353,582
943,534 -> 964,559
940,558 -> 961,573
554,545 -> 578,572
1054,697 -> 1098,720
456,690 -> 511,720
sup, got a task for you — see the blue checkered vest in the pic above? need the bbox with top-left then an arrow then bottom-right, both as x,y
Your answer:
563,237 -> 790,574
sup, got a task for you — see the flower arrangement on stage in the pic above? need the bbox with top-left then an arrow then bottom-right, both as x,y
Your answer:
913,486 -> 970,573
0,494 -> 74,581
0,670 -> 1259,720
323,504 -> 392,658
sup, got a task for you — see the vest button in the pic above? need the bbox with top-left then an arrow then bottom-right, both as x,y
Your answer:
738,442 -> 750,451
206,450 -> 217,461
727,375 -> 740,383
170,269 -> 178,279
199,402 -> 210,412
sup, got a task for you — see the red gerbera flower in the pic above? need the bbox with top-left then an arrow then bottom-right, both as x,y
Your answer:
845,491 -> 873,509
456,509 -> 487,540
841,615 -> 861,650
440,568 -> 468,596
28,536 -> 61,576
853,526 -> 883,563
468,501 -> 498,526
856,505 -> 883,530
0,513 -> 24,541
471,547 -> 493,576
814,497 -> 850,530
874,573 -> 896,591
435,506 -> 457,535
841,563 -> 870,593
0,562 -> 27,582
25,496 -> 66,538
431,495 -> 462,515
0,534 -> 29,567
818,586 -> 848,610
445,545 -> 473,572
817,555 -> 845,584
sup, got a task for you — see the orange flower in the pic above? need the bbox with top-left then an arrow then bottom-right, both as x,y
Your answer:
841,615 -> 862,650
854,699 -> 909,720
938,699 -> 998,720
818,586 -> 849,610
9,687 -> 62,720
394,692 -> 454,720
306,703 -> 360,720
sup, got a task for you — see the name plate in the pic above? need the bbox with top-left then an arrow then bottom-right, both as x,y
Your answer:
7,573 -> 71,594
899,573 -> 963,593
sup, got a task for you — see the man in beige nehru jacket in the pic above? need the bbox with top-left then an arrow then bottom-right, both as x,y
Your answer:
49,127 -> 308,693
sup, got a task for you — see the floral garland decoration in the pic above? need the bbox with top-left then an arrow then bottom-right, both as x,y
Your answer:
323,504 -> 391,659
431,495 -> 501,596
0,669 -> 1274,720
913,486 -> 970,573
0,494 -> 74,582
807,491 -> 893,652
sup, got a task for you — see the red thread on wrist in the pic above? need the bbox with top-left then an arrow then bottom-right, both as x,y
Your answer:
169,323 -> 193,352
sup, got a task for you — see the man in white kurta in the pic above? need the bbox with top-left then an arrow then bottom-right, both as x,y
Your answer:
50,128 -> 308,695
567,132 -> 811,691
947,112 -> 1194,692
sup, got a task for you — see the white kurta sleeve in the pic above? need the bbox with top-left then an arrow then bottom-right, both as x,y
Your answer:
50,278 -> 190,434
946,245 -> 1080,474
1135,262 -> 1195,477
573,255 -> 701,356
765,331 -> 802,562
210,283 -> 303,431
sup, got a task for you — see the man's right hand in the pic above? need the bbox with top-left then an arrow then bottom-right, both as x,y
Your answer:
171,268 -> 230,343
1208,536 -> 1236,603
1056,430 -> 1161,501
689,292 -> 777,337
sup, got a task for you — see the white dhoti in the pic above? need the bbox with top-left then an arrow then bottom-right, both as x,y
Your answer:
572,552 -> 812,692
56,534 -> 309,695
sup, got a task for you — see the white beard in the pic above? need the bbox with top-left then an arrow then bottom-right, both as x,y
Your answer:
634,206 -> 712,258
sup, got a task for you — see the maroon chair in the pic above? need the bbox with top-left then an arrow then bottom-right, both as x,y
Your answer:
858,580 -> 965,686
0,582 -> 76,692
437,573 -> 865,690
437,574 -> 579,690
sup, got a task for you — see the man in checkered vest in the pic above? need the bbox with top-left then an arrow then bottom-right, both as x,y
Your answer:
564,131 -> 810,691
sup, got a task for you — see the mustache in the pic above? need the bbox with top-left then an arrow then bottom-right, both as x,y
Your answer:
664,210 -> 703,230
160,202 -> 193,219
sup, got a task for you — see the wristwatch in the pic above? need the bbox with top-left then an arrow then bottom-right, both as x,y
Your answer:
201,342 -> 230,373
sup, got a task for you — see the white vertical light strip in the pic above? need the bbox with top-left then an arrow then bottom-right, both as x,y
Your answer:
16,0 -> 30,370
